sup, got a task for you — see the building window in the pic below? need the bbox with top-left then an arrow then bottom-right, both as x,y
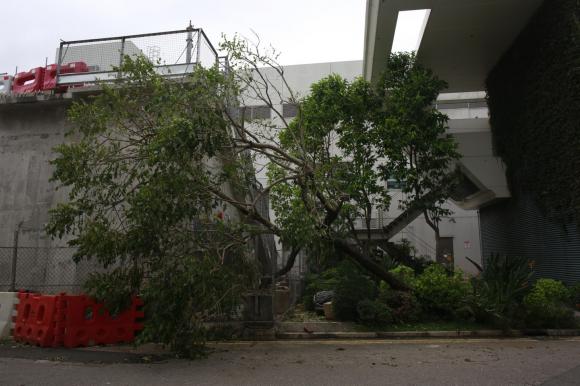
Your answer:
387,178 -> 404,190
230,106 -> 272,121
282,103 -> 298,118
247,105 -> 271,120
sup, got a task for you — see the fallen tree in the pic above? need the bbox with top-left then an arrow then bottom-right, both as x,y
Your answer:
47,36 -> 458,356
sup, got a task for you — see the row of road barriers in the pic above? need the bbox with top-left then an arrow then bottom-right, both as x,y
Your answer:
2,292 -> 143,348
0,62 -> 89,95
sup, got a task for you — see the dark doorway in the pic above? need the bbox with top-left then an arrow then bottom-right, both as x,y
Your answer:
437,237 -> 454,268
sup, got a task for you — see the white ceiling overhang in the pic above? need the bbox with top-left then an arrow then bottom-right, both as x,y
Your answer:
363,0 -> 543,91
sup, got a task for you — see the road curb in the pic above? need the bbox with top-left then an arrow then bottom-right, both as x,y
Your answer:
275,329 -> 580,340
276,332 -> 378,339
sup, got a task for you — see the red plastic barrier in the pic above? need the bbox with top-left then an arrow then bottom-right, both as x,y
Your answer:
12,292 -> 143,348
12,292 -> 33,342
12,67 -> 45,94
42,61 -> 88,91
60,295 -> 143,348
13,292 -> 64,347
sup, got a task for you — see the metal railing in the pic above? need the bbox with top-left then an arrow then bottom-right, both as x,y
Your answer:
56,26 -> 219,86
353,216 -> 385,230
434,92 -> 489,119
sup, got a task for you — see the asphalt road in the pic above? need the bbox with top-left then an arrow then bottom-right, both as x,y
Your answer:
1,338 -> 579,385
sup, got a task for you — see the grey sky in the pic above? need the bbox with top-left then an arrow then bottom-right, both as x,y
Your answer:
1,0 -> 422,75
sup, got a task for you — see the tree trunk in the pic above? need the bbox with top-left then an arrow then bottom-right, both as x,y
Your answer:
423,211 -> 442,265
333,238 -> 410,291
275,247 -> 301,278
434,228 -> 441,263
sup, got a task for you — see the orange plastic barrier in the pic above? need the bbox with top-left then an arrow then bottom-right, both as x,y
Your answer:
42,61 -> 89,91
12,292 -> 64,347
12,292 -> 143,348
60,294 -> 144,348
12,67 -> 45,94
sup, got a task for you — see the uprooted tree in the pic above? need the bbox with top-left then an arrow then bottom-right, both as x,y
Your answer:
47,35 -> 458,356
220,38 -> 459,284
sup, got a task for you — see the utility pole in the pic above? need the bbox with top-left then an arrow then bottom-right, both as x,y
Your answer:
186,21 -> 194,64
10,222 -> 22,292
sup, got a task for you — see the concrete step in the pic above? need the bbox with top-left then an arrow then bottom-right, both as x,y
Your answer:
277,321 -> 357,333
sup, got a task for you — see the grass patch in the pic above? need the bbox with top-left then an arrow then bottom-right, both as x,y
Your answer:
354,321 -> 492,332
282,304 -> 326,322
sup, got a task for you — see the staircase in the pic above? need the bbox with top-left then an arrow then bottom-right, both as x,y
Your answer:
381,207 -> 424,240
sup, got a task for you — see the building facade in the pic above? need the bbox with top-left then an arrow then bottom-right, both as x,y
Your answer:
363,0 -> 580,284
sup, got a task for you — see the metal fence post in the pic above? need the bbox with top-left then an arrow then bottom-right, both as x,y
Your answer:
196,29 -> 202,65
10,223 -> 22,292
186,23 -> 193,64
118,37 -> 126,78
272,241 -> 276,322
56,43 -> 64,88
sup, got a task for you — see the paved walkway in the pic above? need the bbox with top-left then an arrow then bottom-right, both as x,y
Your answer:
1,338 -> 579,385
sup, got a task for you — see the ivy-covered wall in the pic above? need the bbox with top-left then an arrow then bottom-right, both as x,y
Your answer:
486,0 -> 580,222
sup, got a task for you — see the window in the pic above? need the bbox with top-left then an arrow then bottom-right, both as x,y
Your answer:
242,105 -> 271,121
387,178 -> 404,190
231,106 -> 272,121
282,103 -> 298,118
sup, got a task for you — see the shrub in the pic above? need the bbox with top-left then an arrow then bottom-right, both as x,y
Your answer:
356,299 -> 393,325
375,302 -> 394,324
333,261 -> 377,321
378,285 -> 421,323
414,264 -> 470,319
389,265 -> 416,288
135,253 -> 252,358
524,279 -> 576,328
469,254 -> 532,327
385,240 -> 432,274
569,283 -> 580,308
357,299 -> 378,323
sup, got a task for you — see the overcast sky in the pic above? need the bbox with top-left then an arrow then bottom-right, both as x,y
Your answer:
0,0 -> 423,74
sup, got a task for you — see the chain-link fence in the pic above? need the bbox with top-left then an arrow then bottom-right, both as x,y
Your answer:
56,27 -> 219,86
0,246 -> 101,294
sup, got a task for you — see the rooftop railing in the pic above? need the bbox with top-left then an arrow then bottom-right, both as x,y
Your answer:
56,27 -> 219,86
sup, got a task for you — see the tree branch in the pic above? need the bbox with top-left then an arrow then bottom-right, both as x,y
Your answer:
275,247 -> 301,278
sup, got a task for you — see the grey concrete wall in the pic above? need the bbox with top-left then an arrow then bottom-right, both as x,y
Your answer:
0,100 -> 72,247
0,100 -> 94,292
0,97 -> 254,291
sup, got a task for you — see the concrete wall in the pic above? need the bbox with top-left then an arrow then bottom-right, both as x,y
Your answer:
391,200 -> 482,274
0,100 -> 71,247
0,99 -> 98,292
0,95 -> 259,291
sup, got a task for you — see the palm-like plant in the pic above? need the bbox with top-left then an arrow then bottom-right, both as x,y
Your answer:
468,254 -> 533,327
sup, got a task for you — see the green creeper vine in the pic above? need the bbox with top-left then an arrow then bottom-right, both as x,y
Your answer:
486,0 -> 580,223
